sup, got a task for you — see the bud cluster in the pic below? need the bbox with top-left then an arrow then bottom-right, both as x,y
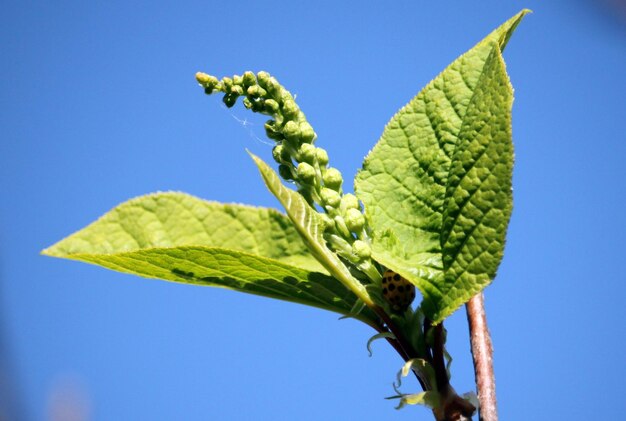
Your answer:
196,71 -> 380,282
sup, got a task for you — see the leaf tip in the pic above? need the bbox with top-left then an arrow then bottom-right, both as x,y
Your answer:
246,149 -> 263,164
511,8 -> 532,23
40,244 -> 59,258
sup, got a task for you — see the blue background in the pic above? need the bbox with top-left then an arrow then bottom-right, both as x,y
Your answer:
2,1 -> 625,420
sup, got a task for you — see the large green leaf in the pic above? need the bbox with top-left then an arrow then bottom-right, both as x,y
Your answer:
355,10 -> 527,322
438,46 -> 514,321
43,192 -> 377,325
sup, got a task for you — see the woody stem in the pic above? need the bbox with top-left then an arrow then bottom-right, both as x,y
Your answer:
466,292 -> 497,421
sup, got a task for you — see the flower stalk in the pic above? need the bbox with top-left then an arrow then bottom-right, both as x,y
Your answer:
196,70 -> 381,284
196,71 -> 477,420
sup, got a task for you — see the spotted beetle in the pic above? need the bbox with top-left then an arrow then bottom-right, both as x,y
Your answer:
381,270 -> 416,313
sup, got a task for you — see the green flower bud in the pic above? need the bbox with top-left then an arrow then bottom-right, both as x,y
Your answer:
281,145 -> 292,161
251,99 -> 265,113
282,120 -> 300,142
299,121 -> 316,143
257,71 -> 271,88
233,75 -> 243,86
247,85 -> 267,98
195,72 -> 212,84
316,148 -> 329,166
282,99 -> 299,120
279,164 -> 294,181
265,120 -> 283,141
334,215 -> 352,239
340,194 -> 360,211
266,77 -> 281,97
222,93 -> 237,108
325,233 -> 352,255
221,76 -> 233,91
231,85 -> 244,96
299,143 -> 316,164
242,71 -> 256,87
196,73 -> 220,94
296,162 -> 316,183
344,208 -> 365,233
352,240 -> 371,259
196,72 -> 218,86
320,188 -> 341,208
264,99 -> 279,114
243,97 -> 253,109
272,145 -> 285,164
323,168 -> 343,190
319,213 -> 334,231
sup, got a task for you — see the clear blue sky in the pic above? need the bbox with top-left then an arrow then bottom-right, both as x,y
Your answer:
2,1 -> 625,420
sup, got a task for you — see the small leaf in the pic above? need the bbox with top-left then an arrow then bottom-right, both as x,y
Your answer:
388,358 -> 440,410
387,391 -> 440,410
338,298 -> 367,321
394,358 -> 437,392
250,153 -> 374,307
366,332 -> 396,357
355,10 -> 528,322
43,192 -> 378,325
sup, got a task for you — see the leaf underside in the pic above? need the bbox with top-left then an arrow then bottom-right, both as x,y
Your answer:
355,10 -> 527,322
43,192 -> 378,325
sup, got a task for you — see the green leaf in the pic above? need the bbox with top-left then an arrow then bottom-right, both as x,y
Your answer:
45,192 -> 324,270
249,153 -> 375,307
437,46 -> 514,320
388,391 -> 440,411
366,332 -> 396,357
43,192 -> 377,325
355,10 -> 527,322
387,358 -> 440,410
395,358 -> 438,392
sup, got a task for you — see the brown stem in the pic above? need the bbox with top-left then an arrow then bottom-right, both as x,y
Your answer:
466,292 -> 497,421
426,320 -> 476,421
431,323 -> 450,392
